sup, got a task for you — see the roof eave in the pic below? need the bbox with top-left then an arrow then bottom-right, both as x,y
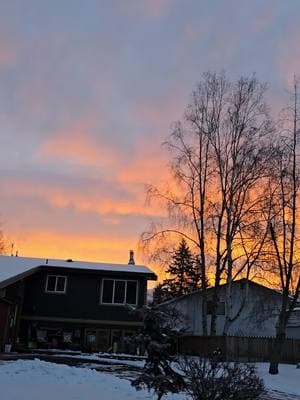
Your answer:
0,265 -> 157,288
0,267 -> 40,290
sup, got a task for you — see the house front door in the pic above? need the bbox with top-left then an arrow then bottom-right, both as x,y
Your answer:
97,329 -> 110,351
85,328 -> 110,352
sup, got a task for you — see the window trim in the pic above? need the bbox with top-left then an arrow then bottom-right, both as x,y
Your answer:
45,275 -> 67,294
100,279 -> 138,306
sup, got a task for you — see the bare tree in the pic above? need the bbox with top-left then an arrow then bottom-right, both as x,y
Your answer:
267,78 -> 300,375
0,229 -> 6,254
207,76 -> 274,335
141,72 -> 273,336
142,74 -> 214,335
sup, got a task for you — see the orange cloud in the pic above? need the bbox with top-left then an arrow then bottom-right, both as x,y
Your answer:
0,175 -> 165,218
117,138 -> 171,188
37,128 -> 121,169
5,228 -> 159,286
7,229 -> 138,263
33,122 -> 171,217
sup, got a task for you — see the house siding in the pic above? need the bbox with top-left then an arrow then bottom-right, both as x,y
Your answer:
167,280 -> 283,337
21,269 -> 146,322
0,258 -> 156,352
11,267 -> 151,351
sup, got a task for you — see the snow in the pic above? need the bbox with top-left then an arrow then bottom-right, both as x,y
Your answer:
0,358 -> 299,399
256,363 -> 300,396
0,359 -> 184,400
0,255 -> 156,288
55,352 -> 145,367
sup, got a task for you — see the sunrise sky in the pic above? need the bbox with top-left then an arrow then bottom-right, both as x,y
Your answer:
0,0 -> 299,271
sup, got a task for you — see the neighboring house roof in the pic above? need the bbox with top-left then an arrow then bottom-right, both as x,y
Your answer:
0,255 -> 157,289
158,278 -> 283,307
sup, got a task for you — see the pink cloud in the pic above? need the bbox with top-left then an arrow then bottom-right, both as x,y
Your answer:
36,121 -> 122,169
117,136 -> 170,187
124,0 -> 173,17
0,40 -> 16,65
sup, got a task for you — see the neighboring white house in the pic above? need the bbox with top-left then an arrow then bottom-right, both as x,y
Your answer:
287,307 -> 300,339
161,279 -> 300,338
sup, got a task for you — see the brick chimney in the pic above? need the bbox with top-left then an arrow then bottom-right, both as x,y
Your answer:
128,250 -> 135,265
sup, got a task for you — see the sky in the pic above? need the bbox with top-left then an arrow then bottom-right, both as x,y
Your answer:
0,0 -> 300,271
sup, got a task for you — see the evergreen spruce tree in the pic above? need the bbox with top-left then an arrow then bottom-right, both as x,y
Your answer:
153,239 -> 203,304
152,281 -> 172,304
186,254 -> 203,292
132,307 -> 185,400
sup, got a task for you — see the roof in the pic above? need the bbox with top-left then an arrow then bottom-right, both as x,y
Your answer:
0,255 -> 157,289
158,278 -> 283,307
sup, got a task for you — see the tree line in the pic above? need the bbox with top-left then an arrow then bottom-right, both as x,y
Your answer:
141,72 -> 300,375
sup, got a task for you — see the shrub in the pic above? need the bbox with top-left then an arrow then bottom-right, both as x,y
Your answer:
131,307 -> 185,400
179,357 -> 264,400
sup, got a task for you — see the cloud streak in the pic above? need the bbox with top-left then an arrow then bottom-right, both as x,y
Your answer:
0,0 -> 299,277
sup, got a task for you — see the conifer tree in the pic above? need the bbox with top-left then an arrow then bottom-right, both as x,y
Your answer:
153,239 -> 203,304
132,306 -> 185,400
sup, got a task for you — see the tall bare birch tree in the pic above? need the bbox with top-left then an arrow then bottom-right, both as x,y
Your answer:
142,74 -> 216,335
208,76 -> 274,335
142,72 -> 273,336
268,78 -> 300,375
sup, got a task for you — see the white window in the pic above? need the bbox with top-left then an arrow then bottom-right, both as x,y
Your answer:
45,275 -> 67,293
101,279 -> 138,305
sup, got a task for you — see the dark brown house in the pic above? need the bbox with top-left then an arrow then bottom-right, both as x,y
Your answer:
0,255 -> 156,352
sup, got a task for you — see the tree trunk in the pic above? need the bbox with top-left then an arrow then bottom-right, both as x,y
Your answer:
201,288 -> 208,336
269,299 -> 288,374
157,392 -> 163,400
210,273 -> 221,336
222,281 -> 232,336
210,291 -> 218,336
269,332 -> 285,375
223,231 -> 233,336
199,244 -> 208,336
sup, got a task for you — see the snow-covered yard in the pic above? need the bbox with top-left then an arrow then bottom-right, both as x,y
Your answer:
256,363 -> 300,397
0,358 -> 299,400
0,359 -> 184,400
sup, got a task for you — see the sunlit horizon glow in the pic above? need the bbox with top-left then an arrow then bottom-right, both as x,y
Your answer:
0,1 -> 300,279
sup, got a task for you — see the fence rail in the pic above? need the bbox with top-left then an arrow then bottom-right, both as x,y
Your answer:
178,335 -> 300,363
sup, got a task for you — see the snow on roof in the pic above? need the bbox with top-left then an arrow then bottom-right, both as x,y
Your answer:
0,255 -> 156,288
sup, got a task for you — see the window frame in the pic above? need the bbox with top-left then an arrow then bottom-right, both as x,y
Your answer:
45,275 -> 67,294
100,279 -> 138,306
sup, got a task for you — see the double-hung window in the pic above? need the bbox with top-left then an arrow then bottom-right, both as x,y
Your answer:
101,279 -> 138,305
45,275 -> 67,294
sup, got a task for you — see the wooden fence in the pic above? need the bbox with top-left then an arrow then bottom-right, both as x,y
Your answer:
177,335 -> 300,363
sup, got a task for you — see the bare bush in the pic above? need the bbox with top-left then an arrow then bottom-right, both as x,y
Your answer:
179,357 -> 264,400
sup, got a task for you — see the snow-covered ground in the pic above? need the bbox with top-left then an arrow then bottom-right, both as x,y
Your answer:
256,363 -> 300,397
0,359 -> 184,400
0,358 -> 299,400
55,352 -> 145,367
